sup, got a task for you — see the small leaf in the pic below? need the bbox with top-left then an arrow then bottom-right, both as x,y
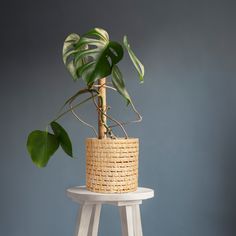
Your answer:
111,65 -> 131,105
123,35 -> 145,83
50,122 -> 73,157
27,131 -> 59,168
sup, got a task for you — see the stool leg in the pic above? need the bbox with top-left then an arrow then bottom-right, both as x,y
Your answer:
75,203 -> 93,236
119,205 -> 134,236
88,204 -> 102,236
132,205 -> 143,236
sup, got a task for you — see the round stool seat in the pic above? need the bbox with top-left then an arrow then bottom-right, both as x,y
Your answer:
67,186 -> 154,203
66,186 -> 154,236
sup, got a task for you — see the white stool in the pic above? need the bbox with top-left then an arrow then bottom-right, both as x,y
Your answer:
66,186 -> 154,236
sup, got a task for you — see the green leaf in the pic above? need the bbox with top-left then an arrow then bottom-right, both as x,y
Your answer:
50,122 -> 73,157
63,33 -> 80,62
62,33 -> 89,81
63,28 -> 124,86
83,27 -> 109,42
84,41 -> 124,85
111,65 -> 131,105
27,131 -> 59,168
123,35 -> 145,83
62,34 -> 80,81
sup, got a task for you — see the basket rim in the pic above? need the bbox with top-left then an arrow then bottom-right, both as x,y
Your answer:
86,137 -> 139,141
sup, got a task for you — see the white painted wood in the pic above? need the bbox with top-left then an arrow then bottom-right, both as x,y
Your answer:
120,205 -> 134,236
75,200 -> 142,206
120,207 -> 128,236
68,186 -> 154,236
75,204 -> 93,236
88,204 -> 101,236
132,205 -> 143,236
110,200 -> 142,206
67,186 -> 154,203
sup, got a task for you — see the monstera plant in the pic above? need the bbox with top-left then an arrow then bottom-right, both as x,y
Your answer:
27,27 -> 144,170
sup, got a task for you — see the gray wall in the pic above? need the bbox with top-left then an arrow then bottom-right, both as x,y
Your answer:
1,0 -> 236,235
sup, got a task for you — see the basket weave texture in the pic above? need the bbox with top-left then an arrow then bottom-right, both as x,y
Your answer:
86,138 -> 139,193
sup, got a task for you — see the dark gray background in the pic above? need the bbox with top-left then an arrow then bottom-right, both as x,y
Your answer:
0,0 -> 236,235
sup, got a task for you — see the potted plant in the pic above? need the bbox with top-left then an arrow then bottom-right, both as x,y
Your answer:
27,27 -> 144,193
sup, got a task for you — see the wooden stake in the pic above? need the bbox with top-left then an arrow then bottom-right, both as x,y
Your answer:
98,78 -> 107,139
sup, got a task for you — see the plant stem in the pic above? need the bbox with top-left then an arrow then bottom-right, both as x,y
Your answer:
52,94 -> 98,123
98,78 -> 107,139
93,84 -> 117,91
109,100 -> 142,128
69,98 -> 98,137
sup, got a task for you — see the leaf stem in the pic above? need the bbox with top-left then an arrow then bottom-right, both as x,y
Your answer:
69,96 -> 98,137
51,94 -> 98,123
102,86 -> 142,128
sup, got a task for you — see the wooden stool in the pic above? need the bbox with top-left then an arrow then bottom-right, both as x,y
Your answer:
66,186 -> 154,236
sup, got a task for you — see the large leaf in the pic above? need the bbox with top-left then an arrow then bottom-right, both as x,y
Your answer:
62,33 -> 81,80
83,28 -> 109,41
63,33 -> 80,62
123,35 -> 145,83
63,28 -> 124,85
27,130 -> 59,168
50,122 -> 73,157
111,65 -> 131,105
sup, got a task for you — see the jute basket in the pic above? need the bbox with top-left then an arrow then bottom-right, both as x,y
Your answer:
86,138 -> 139,193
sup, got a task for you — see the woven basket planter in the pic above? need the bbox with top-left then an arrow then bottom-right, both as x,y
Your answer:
86,138 -> 139,193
